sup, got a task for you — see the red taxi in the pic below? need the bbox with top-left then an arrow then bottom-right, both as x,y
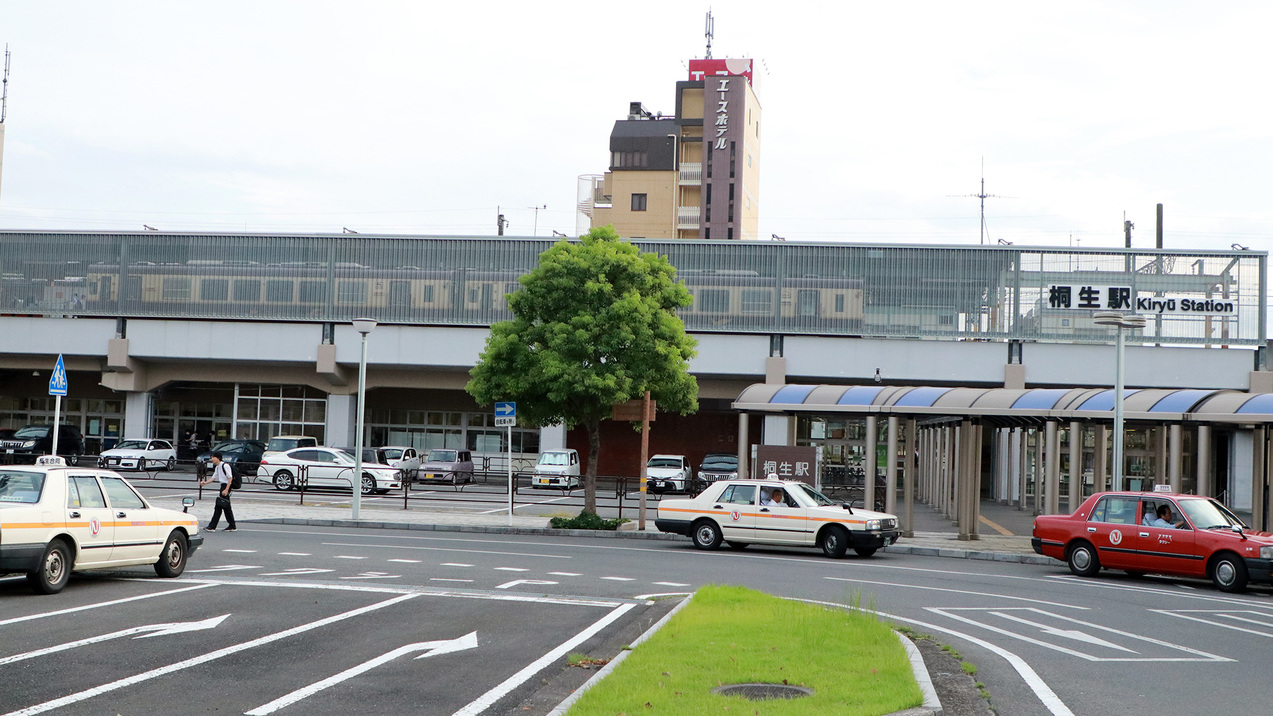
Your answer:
1032,487 -> 1273,592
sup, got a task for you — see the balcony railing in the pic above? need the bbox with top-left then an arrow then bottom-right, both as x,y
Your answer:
678,162 -> 702,185
677,206 -> 701,229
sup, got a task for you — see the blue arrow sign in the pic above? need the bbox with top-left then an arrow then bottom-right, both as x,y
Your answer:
494,402 -> 516,417
48,354 -> 68,397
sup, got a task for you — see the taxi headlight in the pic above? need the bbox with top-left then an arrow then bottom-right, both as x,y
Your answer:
1260,545 -> 1273,560
866,519 -> 882,531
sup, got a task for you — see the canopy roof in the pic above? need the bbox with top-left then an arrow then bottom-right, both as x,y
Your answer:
734,384 -> 1273,425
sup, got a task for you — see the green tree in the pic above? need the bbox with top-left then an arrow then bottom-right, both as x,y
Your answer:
466,226 -> 698,513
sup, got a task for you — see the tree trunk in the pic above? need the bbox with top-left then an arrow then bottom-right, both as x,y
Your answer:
584,417 -> 601,514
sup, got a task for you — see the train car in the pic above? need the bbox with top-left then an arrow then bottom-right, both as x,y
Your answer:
679,270 -> 863,332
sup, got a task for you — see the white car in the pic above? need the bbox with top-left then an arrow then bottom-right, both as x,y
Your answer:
98,438 -> 177,471
375,446 -> 421,471
258,446 -> 401,494
0,456 -> 203,594
655,478 -> 901,558
532,449 -> 581,489
646,454 -> 692,494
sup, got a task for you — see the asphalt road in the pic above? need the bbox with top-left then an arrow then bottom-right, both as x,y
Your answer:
7,523 -> 1273,715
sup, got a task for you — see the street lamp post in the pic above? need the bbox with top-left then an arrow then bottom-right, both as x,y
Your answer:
1093,311 -> 1146,491
352,318 -> 377,520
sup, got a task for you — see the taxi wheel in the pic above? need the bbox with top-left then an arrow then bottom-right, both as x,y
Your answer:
154,531 -> 188,578
820,526 -> 849,559
166,457 -> 176,471
360,475 -> 375,495
28,539 -> 72,594
273,471 -> 294,491
1067,541 -> 1101,577
1210,553 -> 1249,593
691,520 -> 722,550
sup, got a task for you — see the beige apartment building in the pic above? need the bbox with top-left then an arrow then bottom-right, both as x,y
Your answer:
581,58 -> 761,240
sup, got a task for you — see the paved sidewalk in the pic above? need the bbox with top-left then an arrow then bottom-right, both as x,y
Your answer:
156,494 -> 1051,565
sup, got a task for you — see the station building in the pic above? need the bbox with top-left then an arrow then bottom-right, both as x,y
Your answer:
1,230 -> 1270,533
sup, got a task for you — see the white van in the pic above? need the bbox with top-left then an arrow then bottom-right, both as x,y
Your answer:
532,449 -> 580,489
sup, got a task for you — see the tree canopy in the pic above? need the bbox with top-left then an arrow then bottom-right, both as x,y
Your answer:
466,226 -> 698,512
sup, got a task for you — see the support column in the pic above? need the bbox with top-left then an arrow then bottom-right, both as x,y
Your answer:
997,428 -> 1010,503
1033,427 -> 1044,514
1044,421 -> 1060,515
903,418 -> 916,537
1011,428 -> 1023,507
968,423 -> 983,539
865,416 -> 878,509
1168,424 -> 1183,493
944,426 -> 955,518
737,413 -> 750,480
1093,426 -> 1109,494
885,416 -> 899,515
1156,426 -> 1168,489
1253,427 -> 1267,532
123,391 -> 151,440
324,394 -> 357,449
1196,424 -> 1211,497
1068,422 -> 1082,513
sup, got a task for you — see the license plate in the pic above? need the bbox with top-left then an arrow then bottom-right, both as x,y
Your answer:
425,473 -> 436,479
4,449 -> 12,454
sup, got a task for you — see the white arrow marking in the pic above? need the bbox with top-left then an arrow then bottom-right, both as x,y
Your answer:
495,579 -> 558,590
185,564 -> 261,573
0,615 -> 229,665
990,612 -> 1138,653
258,568 -> 334,577
245,632 -> 479,715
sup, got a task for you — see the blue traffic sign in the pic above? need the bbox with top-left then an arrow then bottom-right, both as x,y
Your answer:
48,355 -> 68,397
495,402 -> 516,417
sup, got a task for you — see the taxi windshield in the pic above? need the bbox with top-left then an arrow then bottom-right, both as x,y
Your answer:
114,440 -> 148,450
1179,498 -> 1247,530
0,470 -> 45,504
797,484 -> 836,506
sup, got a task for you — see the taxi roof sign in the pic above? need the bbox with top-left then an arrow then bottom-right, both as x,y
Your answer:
1152,484 -> 1172,493
35,455 -> 67,467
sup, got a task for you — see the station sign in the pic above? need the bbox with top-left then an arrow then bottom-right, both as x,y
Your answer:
1047,285 -> 1236,315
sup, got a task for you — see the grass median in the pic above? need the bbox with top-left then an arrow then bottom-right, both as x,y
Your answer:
568,585 -> 923,715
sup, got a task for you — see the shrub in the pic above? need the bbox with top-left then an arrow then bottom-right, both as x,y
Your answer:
549,510 -> 628,530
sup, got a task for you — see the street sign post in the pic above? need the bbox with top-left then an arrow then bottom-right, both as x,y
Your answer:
495,402 -> 516,523
48,355 -> 68,458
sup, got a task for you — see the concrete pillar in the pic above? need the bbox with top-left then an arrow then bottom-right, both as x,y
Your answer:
1068,422 -> 1082,513
997,428 -> 1010,503
968,423 -> 982,540
737,413 -> 750,480
1196,424 -> 1211,497
1011,428 -> 1023,507
944,426 -> 955,518
1093,426 -> 1109,494
1033,428 -> 1044,514
1044,421 -> 1060,515
539,424 -> 567,451
123,391 -> 151,440
885,416 -> 899,515
1253,426 -> 1267,532
1156,426 -> 1168,488
1168,424 -> 1183,493
762,415 -> 790,446
325,393 -> 356,449
865,416 -> 878,508
903,418 -> 916,537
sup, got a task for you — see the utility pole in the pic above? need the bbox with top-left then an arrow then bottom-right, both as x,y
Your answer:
1123,211 -> 1133,248
528,205 -> 546,237
496,206 -> 508,236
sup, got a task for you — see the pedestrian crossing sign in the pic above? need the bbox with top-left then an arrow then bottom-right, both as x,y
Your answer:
48,354 -> 68,396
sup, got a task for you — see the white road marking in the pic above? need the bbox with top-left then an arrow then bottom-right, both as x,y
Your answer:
3,594 -> 418,716
322,542 -> 573,560
259,568 -> 335,577
494,567 -> 529,572
0,584 -> 216,628
548,572 -> 582,576
478,494 -> 572,514
221,549 -> 257,553
990,611 -> 1138,653
454,603 -> 636,715
442,562 -> 474,567
652,582 -> 690,587
600,577 -> 635,582
0,616 -> 229,666
825,576 -> 1085,609
333,555 -> 366,560
245,632 -> 479,715
1154,609 -> 1273,637
185,564 -> 261,573
341,574 -> 401,581
495,579 -> 559,590
387,558 -> 421,563
430,578 -> 474,583
278,552 -> 311,556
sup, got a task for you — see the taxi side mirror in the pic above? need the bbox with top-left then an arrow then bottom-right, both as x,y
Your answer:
1231,524 -> 1246,540
182,497 -> 195,513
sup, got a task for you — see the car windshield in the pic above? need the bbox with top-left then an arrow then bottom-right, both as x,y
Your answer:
267,438 -> 298,451
539,452 -> 570,466
798,484 -> 836,506
647,458 -> 683,468
427,450 -> 457,462
381,449 -> 404,460
212,442 -> 252,453
1179,498 -> 1247,530
701,456 -> 737,468
0,470 -> 45,503
114,440 -> 148,450
14,426 -> 50,438
339,448 -> 377,462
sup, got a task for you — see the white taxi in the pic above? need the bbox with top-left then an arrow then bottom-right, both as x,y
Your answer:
0,456 -> 203,594
655,478 -> 901,558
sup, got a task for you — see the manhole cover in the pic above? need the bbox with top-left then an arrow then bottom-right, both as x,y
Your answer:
711,683 -> 814,700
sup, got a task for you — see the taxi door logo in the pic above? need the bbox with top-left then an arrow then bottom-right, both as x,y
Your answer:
1109,529 -> 1123,545
89,517 -> 101,537
730,510 -> 741,522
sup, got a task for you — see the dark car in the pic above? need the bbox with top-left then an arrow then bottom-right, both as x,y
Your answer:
697,453 -> 739,483
196,439 -> 267,478
0,424 -> 85,464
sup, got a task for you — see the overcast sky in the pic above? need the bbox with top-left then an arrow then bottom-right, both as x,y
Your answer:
1,1 -> 1270,253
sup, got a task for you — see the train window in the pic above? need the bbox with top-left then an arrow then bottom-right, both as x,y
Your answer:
337,281 -> 366,304
299,281 -> 327,304
388,280 -> 411,307
740,289 -> 771,315
834,294 -> 845,313
233,279 -> 261,302
200,278 -> 229,301
697,289 -> 728,313
125,277 -> 142,301
797,290 -> 818,317
421,285 -> 435,303
266,280 -> 293,303
162,278 -> 192,301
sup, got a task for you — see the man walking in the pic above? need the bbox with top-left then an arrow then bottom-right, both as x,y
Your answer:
200,451 -> 237,532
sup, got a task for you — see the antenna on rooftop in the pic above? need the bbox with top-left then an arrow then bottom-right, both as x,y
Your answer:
704,10 -> 715,59
1,45 -> 10,123
948,158 -> 1013,245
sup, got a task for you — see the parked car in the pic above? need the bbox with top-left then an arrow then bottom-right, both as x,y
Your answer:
415,449 -> 475,486
196,439 -> 267,478
1033,487 -> 1273,592
258,447 -> 400,494
374,446 -> 420,471
532,449 -> 580,489
98,438 -> 177,471
646,454 -> 692,494
697,453 -> 739,483
655,478 -> 901,558
263,435 -> 318,457
0,424 -> 85,465
339,447 -> 416,472
0,456 -> 203,594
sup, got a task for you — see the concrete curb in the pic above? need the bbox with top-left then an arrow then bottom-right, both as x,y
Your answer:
883,543 -> 1053,566
892,631 -> 943,716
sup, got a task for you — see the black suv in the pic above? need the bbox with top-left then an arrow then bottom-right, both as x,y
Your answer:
0,424 -> 85,464
196,439 -> 267,478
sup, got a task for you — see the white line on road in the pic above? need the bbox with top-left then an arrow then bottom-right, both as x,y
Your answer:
333,555 -> 367,560
278,552 -> 311,556
548,572 -> 582,576
430,578 -> 474,583
478,494 -> 573,514
494,567 -> 529,572
186,564 -> 262,573
495,579 -> 559,590
453,603 -> 636,715
652,582 -> 690,587
258,568 -> 335,577
0,616 -> 229,666
341,574 -> 401,581
0,584 -> 216,628
387,558 -> 421,563
600,577 -> 635,582
222,549 -> 257,553
3,594 -> 419,716
442,562 -> 474,567
825,576 -> 1086,609
322,542 -> 573,560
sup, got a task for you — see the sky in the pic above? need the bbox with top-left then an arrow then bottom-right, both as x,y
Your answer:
1,1 -> 1271,253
